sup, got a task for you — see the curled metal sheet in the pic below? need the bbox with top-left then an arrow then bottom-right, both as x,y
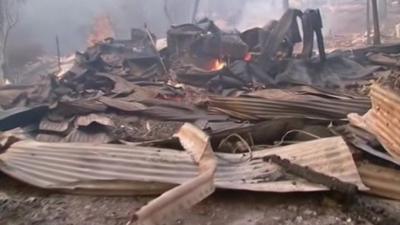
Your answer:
0,136 -> 366,195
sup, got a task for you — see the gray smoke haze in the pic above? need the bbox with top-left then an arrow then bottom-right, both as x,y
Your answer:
11,0 -> 190,54
9,0 -> 290,55
9,0 -> 359,58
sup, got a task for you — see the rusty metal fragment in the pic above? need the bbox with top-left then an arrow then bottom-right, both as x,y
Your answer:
358,163 -> 400,201
0,136 -> 366,195
208,94 -> 370,121
62,127 -> 113,143
99,97 -> 147,111
39,117 -> 72,134
130,123 -> 217,225
353,84 -> 400,160
75,113 -> 114,127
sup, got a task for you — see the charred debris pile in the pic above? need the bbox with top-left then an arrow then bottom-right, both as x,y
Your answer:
1,8 -> 400,225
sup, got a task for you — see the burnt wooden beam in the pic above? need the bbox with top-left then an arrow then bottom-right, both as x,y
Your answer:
263,155 -> 358,196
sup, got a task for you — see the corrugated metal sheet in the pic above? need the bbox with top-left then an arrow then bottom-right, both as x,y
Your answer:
62,128 -> 113,143
99,97 -> 225,122
36,133 -> 64,142
133,123 -> 217,225
99,97 -> 147,112
39,117 -> 72,133
75,114 -> 114,127
0,105 -> 48,131
335,124 -> 400,166
367,84 -> 400,160
0,136 -> 367,195
358,163 -> 400,201
208,95 -> 370,121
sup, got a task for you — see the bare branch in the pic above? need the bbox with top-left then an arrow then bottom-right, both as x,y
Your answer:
0,0 -> 23,79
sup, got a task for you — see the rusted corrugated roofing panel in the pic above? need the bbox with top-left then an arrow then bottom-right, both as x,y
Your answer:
132,123 -> 217,225
39,117 -> 72,133
358,163 -> 400,201
208,96 -> 370,121
75,113 -> 114,127
62,128 -> 113,143
0,137 -> 367,194
36,133 -> 64,142
367,84 -> 400,160
98,97 -> 147,112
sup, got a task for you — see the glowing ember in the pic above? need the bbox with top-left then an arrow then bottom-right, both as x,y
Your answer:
244,53 -> 252,62
211,59 -> 226,71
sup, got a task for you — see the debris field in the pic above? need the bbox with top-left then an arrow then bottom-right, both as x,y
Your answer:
1,4 -> 400,225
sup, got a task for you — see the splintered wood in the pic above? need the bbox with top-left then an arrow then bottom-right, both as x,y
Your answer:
129,123 -> 217,225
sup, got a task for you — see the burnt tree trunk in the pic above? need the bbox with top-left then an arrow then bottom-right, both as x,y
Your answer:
371,0 -> 381,45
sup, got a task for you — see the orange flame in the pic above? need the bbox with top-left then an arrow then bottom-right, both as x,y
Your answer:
87,15 -> 115,47
210,59 -> 226,71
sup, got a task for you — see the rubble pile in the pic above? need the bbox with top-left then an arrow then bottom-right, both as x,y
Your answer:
1,8 -> 400,225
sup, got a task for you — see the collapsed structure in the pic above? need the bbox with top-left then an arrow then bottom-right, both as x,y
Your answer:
1,7 -> 400,225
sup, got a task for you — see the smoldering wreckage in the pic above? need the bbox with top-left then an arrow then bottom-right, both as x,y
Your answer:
1,7 -> 400,225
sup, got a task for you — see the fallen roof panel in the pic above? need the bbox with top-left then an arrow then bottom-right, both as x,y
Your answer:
208,96 -> 371,121
0,137 -> 367,195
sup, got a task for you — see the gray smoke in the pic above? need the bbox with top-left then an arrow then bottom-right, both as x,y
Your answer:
8,0 -> 359,57
9,0 -> 290,55
10,0 -> 194,54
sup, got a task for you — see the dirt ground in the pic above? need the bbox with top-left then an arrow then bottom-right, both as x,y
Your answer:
0,173 -> 377,225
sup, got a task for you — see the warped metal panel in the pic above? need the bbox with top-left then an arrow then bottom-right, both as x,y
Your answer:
75,113 -> 114,127
0,137 -> 367,195
131,123 -> 217,225
359,163 -> 400,201
367,84 -> 400,160
39,117 -> 72,133
208,95 -> 370,121
0,105 -> 48,131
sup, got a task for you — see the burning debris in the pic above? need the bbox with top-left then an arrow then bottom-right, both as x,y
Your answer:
1,4 -> 400,225
87,15 -> 116,47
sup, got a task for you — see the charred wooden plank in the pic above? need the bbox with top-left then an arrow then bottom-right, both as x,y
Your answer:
263,155 -> 358,195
